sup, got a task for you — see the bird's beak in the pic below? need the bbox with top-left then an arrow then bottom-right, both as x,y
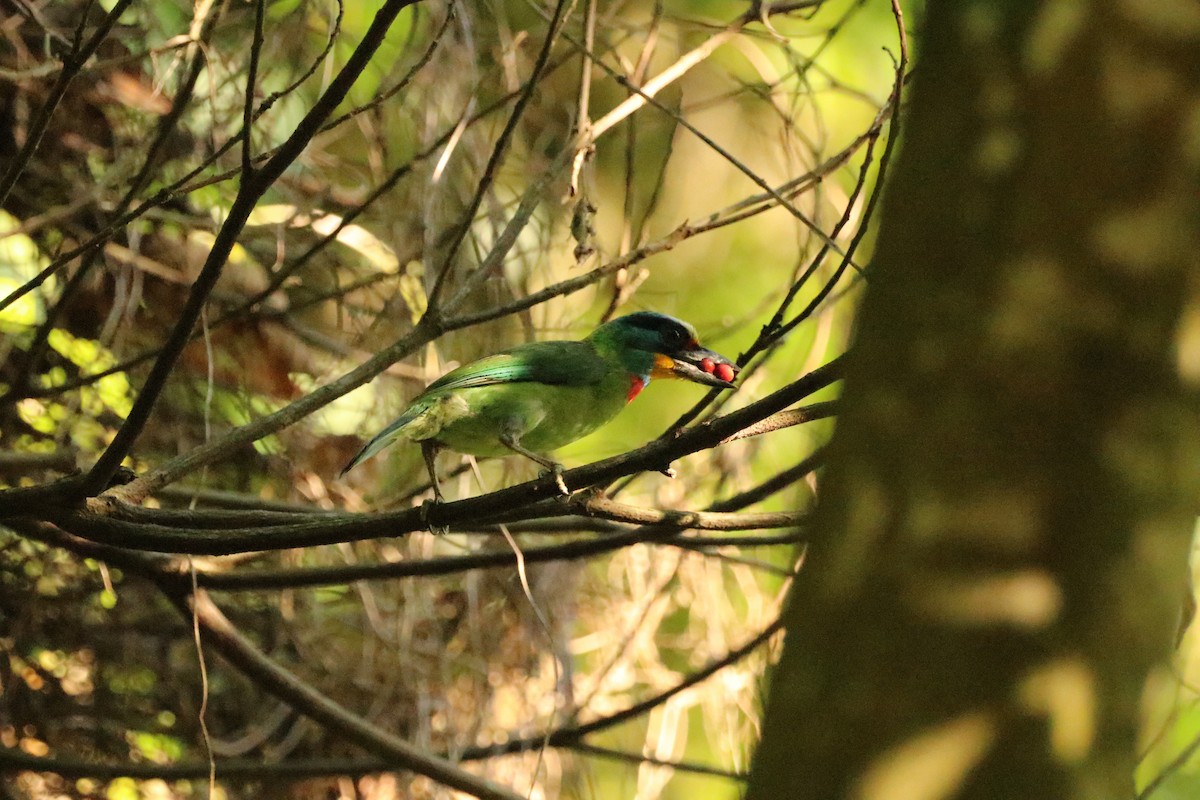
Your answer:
652,347 -> 740,389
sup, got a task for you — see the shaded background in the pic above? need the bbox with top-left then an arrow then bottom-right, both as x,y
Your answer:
3,1 -> 1198,799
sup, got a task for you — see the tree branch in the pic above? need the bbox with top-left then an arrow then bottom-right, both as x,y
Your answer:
58,358 -> 841,551
0,0 -> 136,208
165,587 -> 523,800
80,0 -> 425,496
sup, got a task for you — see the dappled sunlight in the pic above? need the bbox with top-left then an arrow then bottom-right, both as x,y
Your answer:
0,0 -> 900,797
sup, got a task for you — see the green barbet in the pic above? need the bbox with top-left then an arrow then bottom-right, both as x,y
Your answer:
341,311 -> 739,500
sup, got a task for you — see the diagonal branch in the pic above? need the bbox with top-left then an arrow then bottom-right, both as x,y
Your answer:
60,358 -> 842,552
80,0 -> 425,496
424,0 -> 572,310
166,587 -> 524,800
459,616 -> 785,760
0,0 -> 136,207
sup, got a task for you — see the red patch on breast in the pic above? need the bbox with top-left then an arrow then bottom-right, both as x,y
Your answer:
627,375 -> 646,403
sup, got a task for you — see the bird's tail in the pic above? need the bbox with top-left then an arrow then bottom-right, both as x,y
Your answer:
339,404 -> 424,477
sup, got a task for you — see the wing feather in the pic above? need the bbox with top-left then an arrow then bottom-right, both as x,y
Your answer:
341,340 -> 615,475
423,340 -> 607,393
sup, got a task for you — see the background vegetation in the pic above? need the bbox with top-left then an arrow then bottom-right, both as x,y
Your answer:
1,1 -> 1197,799
746,3 -> 1200,798
0,0 -> 891,797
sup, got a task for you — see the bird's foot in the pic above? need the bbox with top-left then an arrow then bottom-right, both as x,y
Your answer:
420,497 -> 449,536
658,465 -> 677,479
541,463 -> 569,496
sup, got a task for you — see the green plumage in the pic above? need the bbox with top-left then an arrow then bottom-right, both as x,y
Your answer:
340,312 -> 739,499
352,340 -> 632,464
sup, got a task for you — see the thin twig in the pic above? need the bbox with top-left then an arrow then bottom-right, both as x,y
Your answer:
425,0 -> 572,311
169,588 -> 524,800
0,0 -> 137,207
80,0 -> 424,496
56,358 -> 842,550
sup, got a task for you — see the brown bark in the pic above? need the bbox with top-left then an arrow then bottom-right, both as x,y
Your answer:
748,1 -> 1200,798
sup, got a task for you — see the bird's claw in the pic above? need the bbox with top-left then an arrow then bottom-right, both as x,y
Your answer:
541,464 -> 569,496
420,497 -> 449,536
658,465 -> 677,479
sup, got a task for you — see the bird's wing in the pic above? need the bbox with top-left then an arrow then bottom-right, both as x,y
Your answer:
423,340 -> 607,393
341,341 -> 609,475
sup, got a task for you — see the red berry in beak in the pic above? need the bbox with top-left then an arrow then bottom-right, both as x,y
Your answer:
715,363 -> 735,383
701,357 -> 716,374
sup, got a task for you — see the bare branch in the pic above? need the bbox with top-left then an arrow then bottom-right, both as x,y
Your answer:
81,0 -> 425,496
168,588 -> 524,800
0,0 -> 136,207
56,358 -> 842,550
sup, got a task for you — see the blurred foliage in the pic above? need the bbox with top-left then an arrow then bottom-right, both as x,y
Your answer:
0,1 -> 1144,800
3,0 -> 1197,798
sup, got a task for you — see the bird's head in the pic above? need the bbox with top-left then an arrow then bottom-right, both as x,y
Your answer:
591,311 -> 739,389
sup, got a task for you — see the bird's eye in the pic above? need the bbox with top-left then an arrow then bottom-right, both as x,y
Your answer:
664,325 -> 689,348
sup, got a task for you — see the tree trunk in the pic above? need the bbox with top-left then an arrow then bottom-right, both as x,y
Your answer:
748,2 -> 1200,798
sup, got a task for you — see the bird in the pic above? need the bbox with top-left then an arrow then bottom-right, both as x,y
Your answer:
340,311 -> 739,506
